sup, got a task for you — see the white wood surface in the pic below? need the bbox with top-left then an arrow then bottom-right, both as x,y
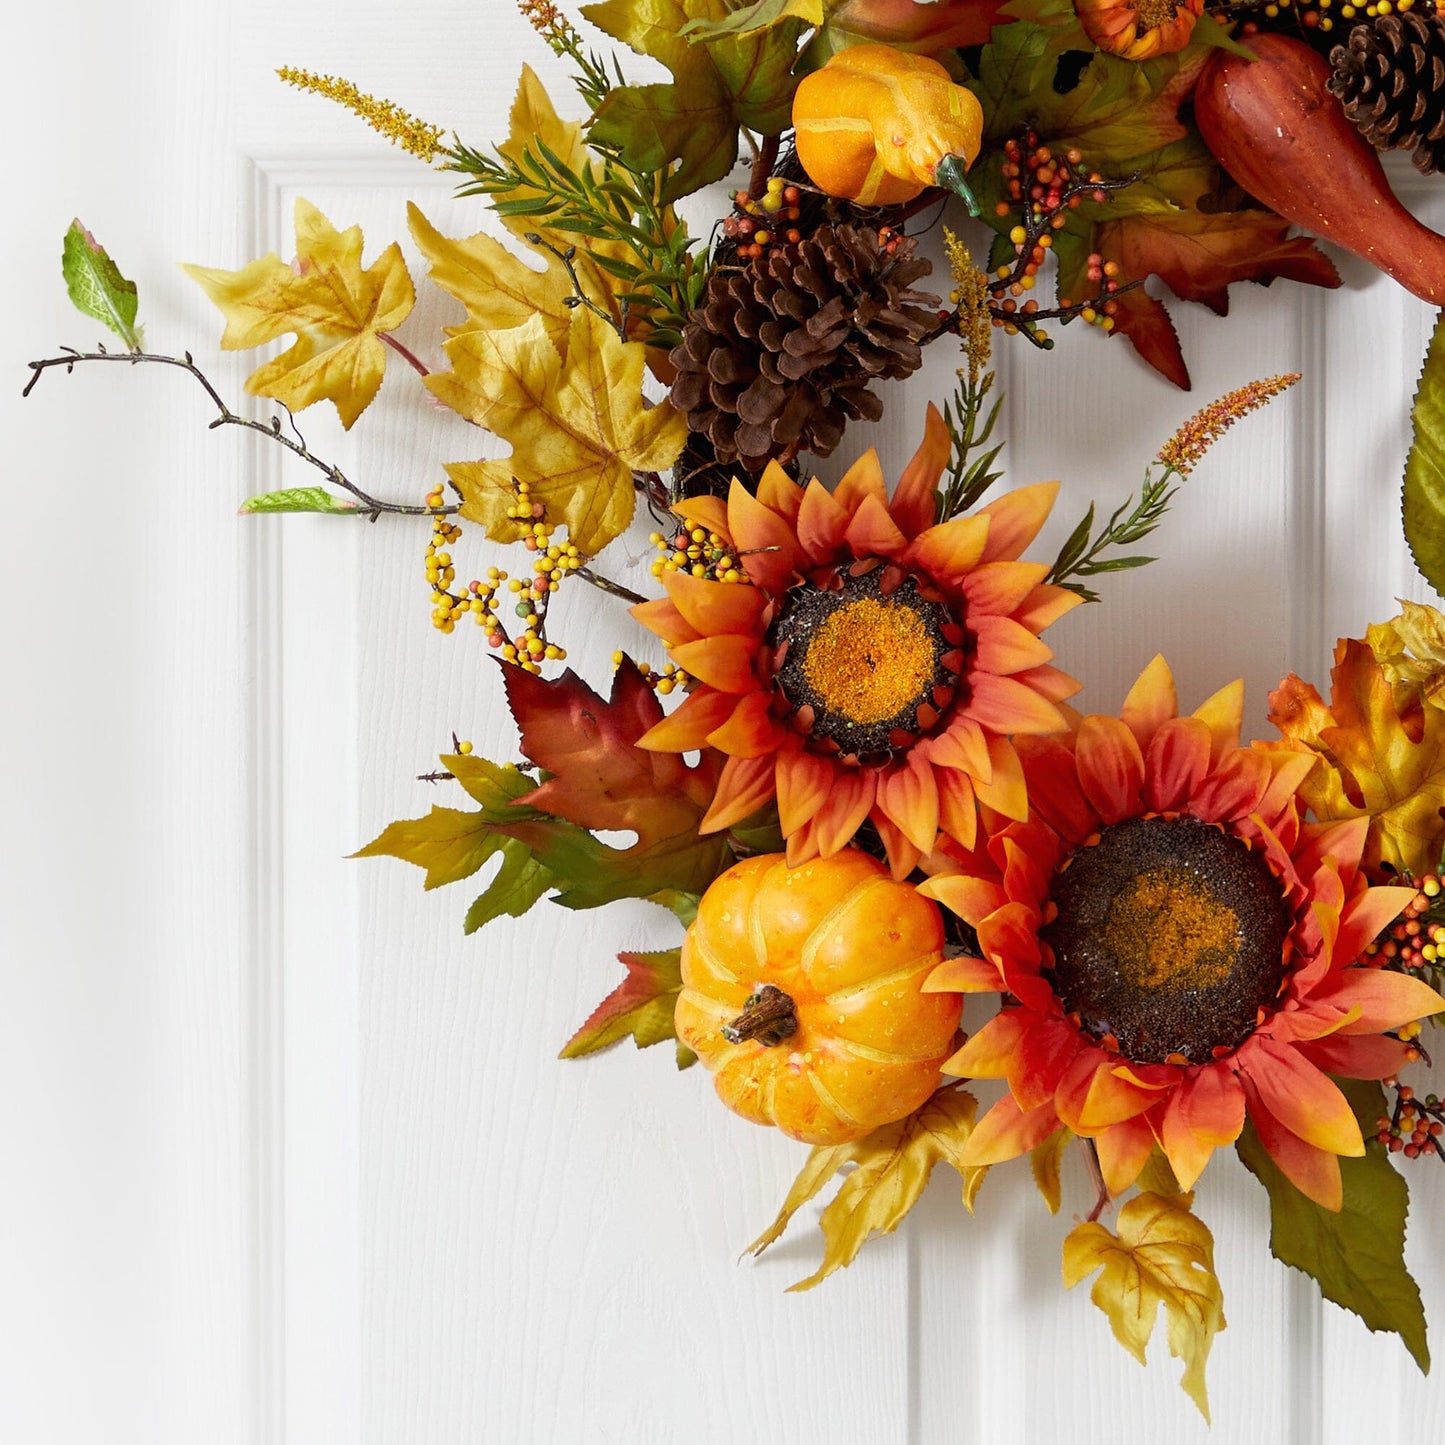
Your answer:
6,4 -> 1444,1442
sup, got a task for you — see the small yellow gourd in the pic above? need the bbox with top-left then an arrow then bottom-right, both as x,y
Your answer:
792,44 -> 984,211
676,851 -> 961,1145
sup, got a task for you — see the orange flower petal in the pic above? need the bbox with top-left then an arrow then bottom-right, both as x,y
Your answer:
961,560 -> 1049,618
1017,736 -> 1098,845
959,1093 -> 1061,1166
971,614 -> 1055,677
796,478 -> 850,560
673,494 -> 731,543
890,401 -> 950,538
1241,1038 -> 1364,1156
907,515 -> 991,587
832,447 -> 888,512
699,753 -> 778,832
727,479 -> 805,594
1240,1073 -> 1343,1210
775,746 -> 837,837
1012,581 -> 1084,633
1159,1067 -> 1246,1190
919,870 -> 1006,928
1299,1032 -> 1414,1079
1119,655 -> 1178,748
706,689 -> 784,758
812,768 -> 877,856
874,754 -> 941,855
977,481 -> 1059,562
1190,747 -> 1272,822
670,634 -> 759,694
925,953 -> 1005,994
1333,885 -> 1417,970
1096,1114 -> 1158,1195
976,899 -> 1045,972
966,672 -> 1067,737
663,569 -> 767,638
974,735 -> 1027,820
630,594 -> 701,646
1310,967 -> 1445,1034
935,767 -> 979,851
1011,1015 -> 1084,1110
1054,1050 -> 1160,1132
926,714 -> 993,782
1255,750 -> 1319,825
1010,663 -> 1081,703
1192,677 -> 1244,762
636,687 -> 738,751
756,459 -> 803,525
844,491 -> 911,559
870,809 -> 924,879
1074,715 -> 1146,824
947,1008 -> 1029,1078
1142,716 -> 1212,813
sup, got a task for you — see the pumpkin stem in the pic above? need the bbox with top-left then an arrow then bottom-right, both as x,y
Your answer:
722,984 -> 799,1047
934,154 -> 980,218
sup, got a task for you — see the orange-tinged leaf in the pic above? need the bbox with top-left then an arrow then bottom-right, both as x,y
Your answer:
1030,1126 -> 1072,1214
561,948 -> 696,1067
747,1088 -> 978,1290
184,197 -> 414,428
1269,636 -> 1445,877
1063,1191 -> 1225,1422
428,307 -> 687,556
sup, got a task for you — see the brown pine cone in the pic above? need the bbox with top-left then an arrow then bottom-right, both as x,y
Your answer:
669,224 -> 940,472
1329,11 -> 1445,175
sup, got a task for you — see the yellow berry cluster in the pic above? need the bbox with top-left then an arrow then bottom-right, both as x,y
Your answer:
422,480 -> 581,675
649,525 -> 751,584
1242,0 -> 1427,32
722,176 -> 805,258
612,650 -> 692,697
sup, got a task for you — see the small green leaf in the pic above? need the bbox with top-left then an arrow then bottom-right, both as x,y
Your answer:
238,486 -> 360,515
1236,1077 -> 1429,1374
1403,310 -> 1445,596
680,0 -> 824,39
354,805 -> 509,890
62,220 -> 142,351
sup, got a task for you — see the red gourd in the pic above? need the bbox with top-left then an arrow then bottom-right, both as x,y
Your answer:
1194,32 -> 1445,306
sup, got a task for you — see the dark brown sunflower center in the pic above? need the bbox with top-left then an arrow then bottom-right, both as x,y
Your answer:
1041,816 -> 1291,1065
769,560 -> 965,761
1132,0 -> 1181,28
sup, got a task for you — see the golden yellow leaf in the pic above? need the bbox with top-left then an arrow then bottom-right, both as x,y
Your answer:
1030,1127 -> 1072,1215
1063,1191 -> 1225,1422
1270,636 -> 1445,877
427,307 -> 687,557
184,198 -> 414,429
1367,599 -> 1445,711
407,204 -> 624,353
747,1088 -> 978,1291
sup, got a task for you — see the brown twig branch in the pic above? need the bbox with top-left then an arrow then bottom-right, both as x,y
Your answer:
380,331 -> 431,378
1082,1138 -> 1112,1222
22,346 -> 457,521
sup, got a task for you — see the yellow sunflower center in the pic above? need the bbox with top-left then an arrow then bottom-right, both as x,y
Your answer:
1131,0 -> 1180,28
800,596 -> 938,725
770,560 -> 967,762
1042,816 -> 1290,1065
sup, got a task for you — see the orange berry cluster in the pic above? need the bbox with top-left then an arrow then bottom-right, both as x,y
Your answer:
722,175 -> 804,258
1377,1084 -> 1445,1160
422,479 -> 580,673
1365,872 -> 1445,987
649,524 -> 751,585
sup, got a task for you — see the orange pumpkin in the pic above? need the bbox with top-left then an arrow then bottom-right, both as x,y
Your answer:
791,44 -> 985,211
676,851 -> 961,1144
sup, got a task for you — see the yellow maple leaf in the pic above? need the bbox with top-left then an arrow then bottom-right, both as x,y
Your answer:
1270,636 -> 1445,877
407,203 -> 621,353
1063,1191 -> 1225,1422
1367,599 -> 1445,711
427,306 -> 687,557
184,198 -> 414,429
747,1088 -> 978,1291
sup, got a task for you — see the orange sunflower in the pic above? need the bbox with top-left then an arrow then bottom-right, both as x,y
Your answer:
919,657 -> 1445,1210
631,405 -> 1081,877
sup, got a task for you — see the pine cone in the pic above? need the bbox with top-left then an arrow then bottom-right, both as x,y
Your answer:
1328,11 -> 1445,175
669,224 -> 940,472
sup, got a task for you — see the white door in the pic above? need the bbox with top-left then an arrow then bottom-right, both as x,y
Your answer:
7,3 -> 1444,1442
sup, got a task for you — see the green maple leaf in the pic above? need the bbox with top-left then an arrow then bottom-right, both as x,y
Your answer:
1404,309 -> 1445,596
583,0 -> 804,200
1236,1078 -> 1429,1374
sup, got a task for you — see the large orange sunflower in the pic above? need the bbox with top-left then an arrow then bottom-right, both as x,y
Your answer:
631,406 -> 1081,877
919,657 -> 1445,1210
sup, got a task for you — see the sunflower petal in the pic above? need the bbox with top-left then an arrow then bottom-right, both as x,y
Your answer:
663,569 -> 767,638
971,614 -> 1055,677
927,714 -> 993,782
699,753 -> 778,832
832,447 -> 887,512
935,767 -> 979,852
1013,581 -> 1084,632
844,492 -> 910,559
1192,677 -> 1244,762
706,689 -> 784,757
960,560 -> 1049,619
1017,736 -> 1098,845
1119,655 -> 1178,747
812,769 -> 877,856
1011,1016 -> 1084,1110
890,401 -> 949,538
1074,715 -> 1146,824
1010,663 -> 1082,703
1096,1114 -> 1158,1195
959,1093 -> 1061,1166
967,673 -> 1067,737
1240,1073 -> 1343,1210
1298,1032 -> 1415,1079
1241,1038 -> 1365,1155
727,479 -> 804,593
875,754 -> 941,856
977,481 -> 1059,562
947,1008 -> 1030,1078
630,593 -> 701,646
756,459 -> 803,524
673,494 -> 731,542
870,809 -> 924,879
925,953 -> 1005,993
907,515 -> 991,587
974,736 -> 1027,820
775,746 -> 837,837
796,478 -> 851,560
1311,967 -> 1445,1034
670,634 -> 759,694
1142,716 -> 1213,813
1159,1067 -> 1246,1190
1054,1049 -> 1160,1131
1190,747 -> 1272,822
636,687 -> 738,751
918,870 -> 1006,928
1333,886 -> 1417,971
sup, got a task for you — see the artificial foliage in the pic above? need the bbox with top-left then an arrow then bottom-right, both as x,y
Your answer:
26,0 -> 1445,1417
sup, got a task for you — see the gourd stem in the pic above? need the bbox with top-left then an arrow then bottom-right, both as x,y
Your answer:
721,984 -> 799,1047
934,154 -> 980,219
